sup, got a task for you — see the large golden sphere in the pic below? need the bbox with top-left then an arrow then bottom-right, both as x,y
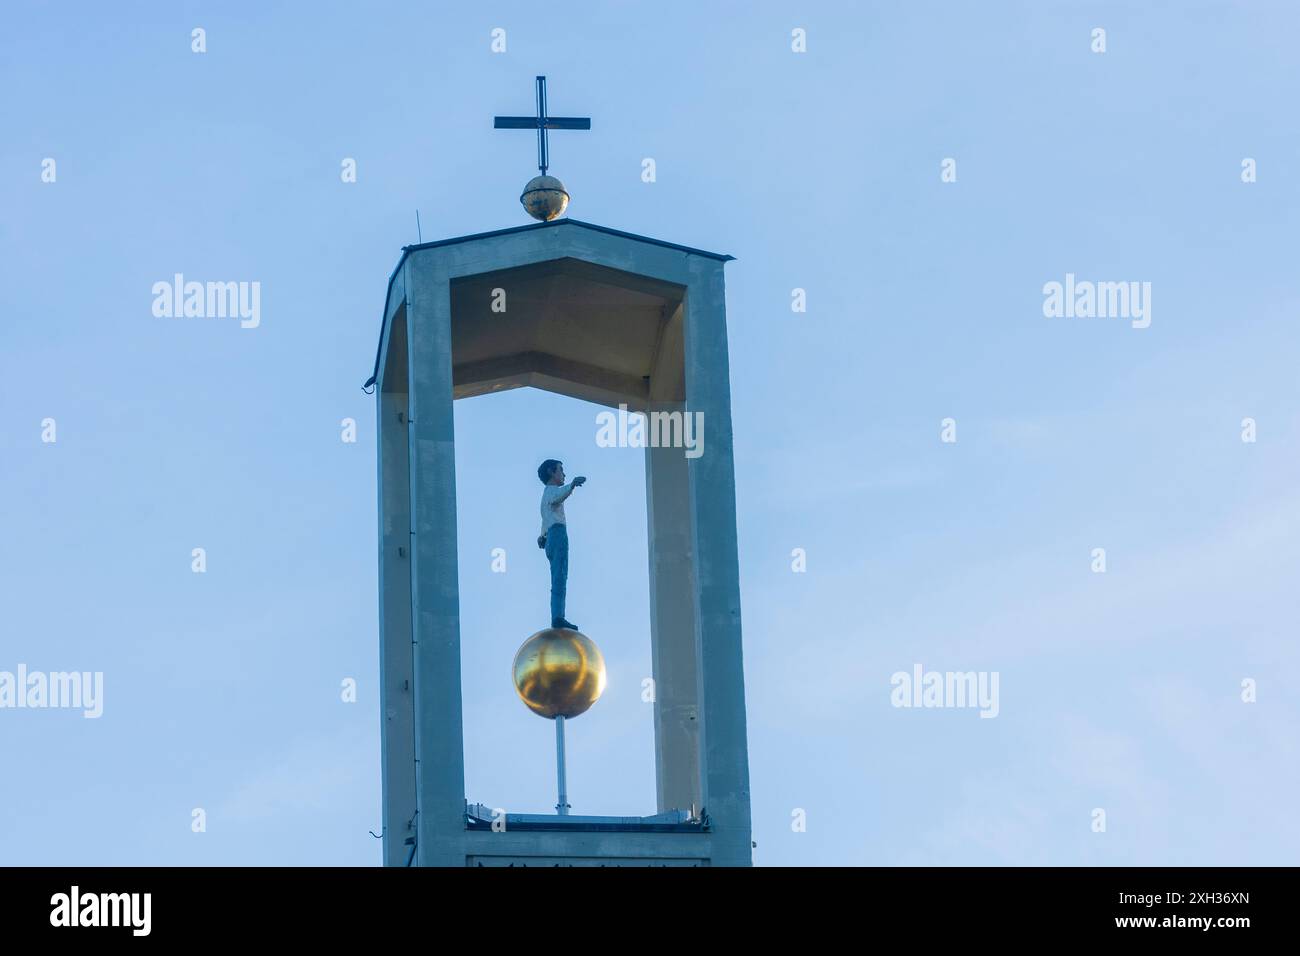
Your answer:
512,628 -> 606,719
520,175 -> 569,221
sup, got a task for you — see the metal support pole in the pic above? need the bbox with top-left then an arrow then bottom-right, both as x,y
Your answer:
555,715 -> 570,815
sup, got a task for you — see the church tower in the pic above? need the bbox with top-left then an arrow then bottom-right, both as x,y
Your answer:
368,78 -> 751,866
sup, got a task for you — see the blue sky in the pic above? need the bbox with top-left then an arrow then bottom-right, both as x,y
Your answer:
2,1 -> 1298,865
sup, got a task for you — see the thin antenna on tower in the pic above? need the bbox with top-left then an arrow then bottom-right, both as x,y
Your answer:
415,210 -> 423,243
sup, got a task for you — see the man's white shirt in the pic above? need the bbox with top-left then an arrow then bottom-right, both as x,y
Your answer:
540,482 -> 574,536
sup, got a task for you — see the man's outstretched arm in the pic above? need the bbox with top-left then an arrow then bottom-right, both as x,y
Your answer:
551,476 -> 587,506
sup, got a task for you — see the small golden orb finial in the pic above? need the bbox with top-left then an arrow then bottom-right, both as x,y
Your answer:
520,175 -> 570,221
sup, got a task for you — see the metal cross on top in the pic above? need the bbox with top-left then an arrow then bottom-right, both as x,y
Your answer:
494,76 -> 591,176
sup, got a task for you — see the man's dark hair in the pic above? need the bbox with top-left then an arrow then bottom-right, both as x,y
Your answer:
537,459 -> 562,484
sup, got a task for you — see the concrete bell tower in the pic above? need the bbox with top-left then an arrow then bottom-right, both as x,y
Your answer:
367,216 -> 750,867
